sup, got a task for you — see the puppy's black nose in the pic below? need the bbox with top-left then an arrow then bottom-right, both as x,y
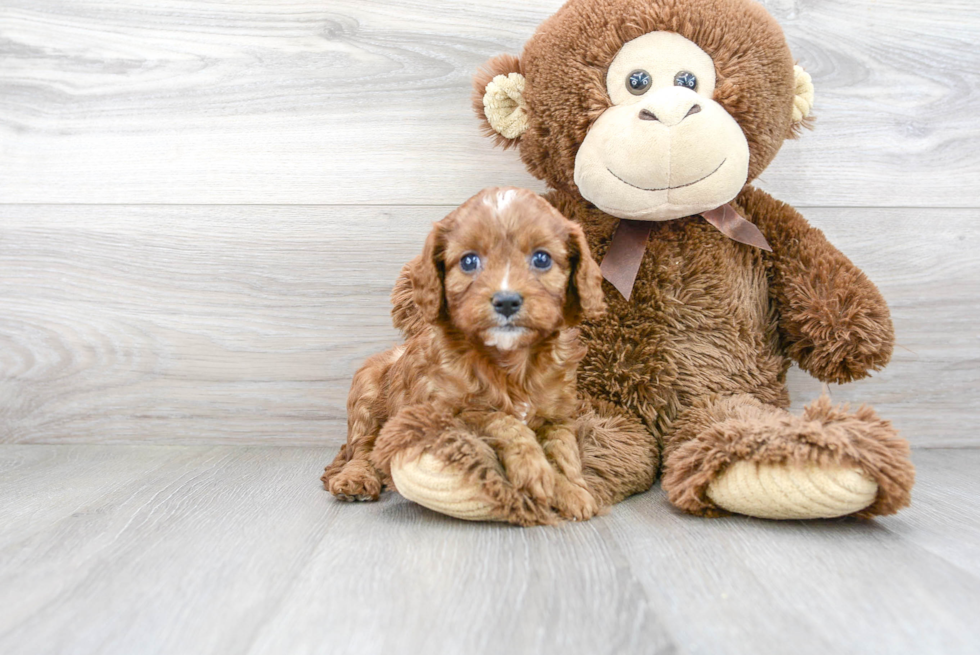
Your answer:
492,292 -> 523,318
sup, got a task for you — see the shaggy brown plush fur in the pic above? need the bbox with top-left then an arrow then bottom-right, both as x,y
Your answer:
544,185 -> 912,515
483,0 -> 798,197
662,394 -> 913,518
324,187 -> 607,524
386,0 -> 914,519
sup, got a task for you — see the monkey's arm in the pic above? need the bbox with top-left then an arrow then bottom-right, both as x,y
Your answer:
390,255 -> 427,337
738,186 -> 894,383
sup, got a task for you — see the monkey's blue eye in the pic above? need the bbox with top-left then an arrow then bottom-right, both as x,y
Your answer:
531,251 -> 552,271
627,70 -> 651,95
460,253 -> 480,273
674,71 -> 697,90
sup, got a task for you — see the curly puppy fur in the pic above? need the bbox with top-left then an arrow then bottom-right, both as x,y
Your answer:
389,0 -> 914,518
323,187 -> 608,525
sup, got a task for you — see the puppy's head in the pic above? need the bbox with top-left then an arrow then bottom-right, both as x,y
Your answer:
414,187 -> 605,351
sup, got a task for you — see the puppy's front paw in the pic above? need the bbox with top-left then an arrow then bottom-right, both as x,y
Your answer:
553,481 -> 599,521
508,456 -> 556,502
323,460 -> 382,502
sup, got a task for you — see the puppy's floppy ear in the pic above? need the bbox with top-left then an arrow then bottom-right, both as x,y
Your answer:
563,221 -> 605,325
391,255 -> 427,337
473,54 -> 527,149
413,216 -> 453,324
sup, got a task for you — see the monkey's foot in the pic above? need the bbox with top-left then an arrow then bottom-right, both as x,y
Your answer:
390,453 -> 503,522
706,461 -> 877,520
663,395 -> 914,519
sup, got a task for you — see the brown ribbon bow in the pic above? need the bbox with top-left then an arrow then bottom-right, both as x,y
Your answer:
599,204 -> 772,301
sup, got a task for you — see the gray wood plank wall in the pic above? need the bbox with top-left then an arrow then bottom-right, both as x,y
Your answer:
1,0 -> 978,446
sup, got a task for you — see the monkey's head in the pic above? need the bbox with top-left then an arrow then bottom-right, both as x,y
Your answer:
473,0 -> 814,221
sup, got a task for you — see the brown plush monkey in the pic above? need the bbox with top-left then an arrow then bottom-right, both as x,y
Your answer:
385,0 -> 914,522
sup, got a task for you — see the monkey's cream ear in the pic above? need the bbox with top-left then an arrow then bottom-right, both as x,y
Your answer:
473,54 -> 526,149
484,73 -> 528,139
792,64 -> 815,128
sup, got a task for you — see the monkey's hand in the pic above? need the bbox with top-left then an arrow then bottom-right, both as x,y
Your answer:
740,187 -> 894,384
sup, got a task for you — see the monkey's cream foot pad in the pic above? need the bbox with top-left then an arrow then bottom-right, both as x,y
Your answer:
391,453 -> 501,521
706,461 -> 878,520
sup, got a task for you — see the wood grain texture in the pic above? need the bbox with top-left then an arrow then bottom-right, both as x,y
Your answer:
606,448 -> 980,655
0,445 -> 978,655
1,0 -> 977,206
0,204 -> 977,446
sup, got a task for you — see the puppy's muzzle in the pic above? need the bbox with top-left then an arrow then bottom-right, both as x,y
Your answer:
492,291 -> 523,318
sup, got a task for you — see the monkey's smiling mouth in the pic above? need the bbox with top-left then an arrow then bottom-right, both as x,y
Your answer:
607,158 -> 727,192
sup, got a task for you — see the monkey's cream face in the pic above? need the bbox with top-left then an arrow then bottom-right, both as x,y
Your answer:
573,31 -> 750,221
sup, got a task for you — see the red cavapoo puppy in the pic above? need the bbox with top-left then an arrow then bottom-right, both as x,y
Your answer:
322,187 -> 606,524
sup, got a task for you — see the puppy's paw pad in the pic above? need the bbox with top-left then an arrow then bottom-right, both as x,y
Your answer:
554,484 -> 599,521
509,460 -> 556,502
326,463 -> 382,502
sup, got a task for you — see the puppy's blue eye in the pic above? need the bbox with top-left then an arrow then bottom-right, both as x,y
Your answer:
627,70 -> 651,96
531,251 -> 552,270
460,253 -> 480,273
674,71 -> 697,90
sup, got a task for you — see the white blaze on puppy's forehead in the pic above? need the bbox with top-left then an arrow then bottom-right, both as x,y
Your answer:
495,188 -> 517,210
499,263 -> 510,291
480,188 -> 517,212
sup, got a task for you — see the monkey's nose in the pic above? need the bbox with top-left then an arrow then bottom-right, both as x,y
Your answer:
638,102 -> 701,126
492,292 -> 523,318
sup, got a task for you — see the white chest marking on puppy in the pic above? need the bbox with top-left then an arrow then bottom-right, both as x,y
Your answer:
517,401 -> 530,425
484,326 -> 527,351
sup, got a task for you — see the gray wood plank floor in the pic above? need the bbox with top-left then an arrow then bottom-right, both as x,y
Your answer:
0,445 -> 977,655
